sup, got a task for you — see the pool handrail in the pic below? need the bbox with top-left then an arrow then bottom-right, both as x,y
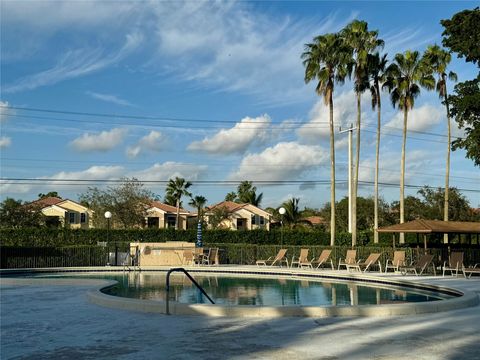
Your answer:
165,267 -> 215,315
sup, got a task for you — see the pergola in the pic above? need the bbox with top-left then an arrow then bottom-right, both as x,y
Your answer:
377,219 -> 480,250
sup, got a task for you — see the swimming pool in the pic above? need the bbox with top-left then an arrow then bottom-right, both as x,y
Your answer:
4,267 -> 477,317
97,272 -> 453,306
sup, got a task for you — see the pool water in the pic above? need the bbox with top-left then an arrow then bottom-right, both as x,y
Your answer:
54,272 -> 454,307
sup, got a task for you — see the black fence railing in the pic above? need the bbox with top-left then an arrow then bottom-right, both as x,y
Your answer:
2,244 -> 480,270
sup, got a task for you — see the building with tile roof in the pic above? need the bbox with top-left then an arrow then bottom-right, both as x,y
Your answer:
29,197 -> 93,229
205,201 -> 272,230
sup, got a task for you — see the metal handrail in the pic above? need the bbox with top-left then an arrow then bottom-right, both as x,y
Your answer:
165,267 -> 215,315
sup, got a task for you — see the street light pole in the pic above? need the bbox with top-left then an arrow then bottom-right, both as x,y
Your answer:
279,207 -> 286,246
104,211 -> 113,265
339,124 -> 356,234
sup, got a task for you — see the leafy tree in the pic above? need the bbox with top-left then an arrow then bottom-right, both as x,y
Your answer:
79,178 -> 154,229
384,50 -> 435,242
441,7 -> 480,66
450,75 -> 480,167
38,192 -> 60,199
165,177 -> 192,230
341,20 -> 384,246
0,198 -> 46,228
189,195 -> 207,223
391,196 -> 428,222
368,52 -> 389,243
423,45 -> 457,240
321,196 -> 395,233
302,32 -> 350,246
417,186 -> 478,221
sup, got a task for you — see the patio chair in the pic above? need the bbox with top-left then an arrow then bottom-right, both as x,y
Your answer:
462,263 -> 480,279
347,253 -> 382,272
338,250 -> 358,270
311,249 -> 334,270
400,254 -> 435,276
291,248 -> 312,268
256,248 -> 289,267
182,250 -> 195,266
193,247 -> 204,265
443,252 -> 464,277
385,251 -> 406,273
202,247 -> 219,265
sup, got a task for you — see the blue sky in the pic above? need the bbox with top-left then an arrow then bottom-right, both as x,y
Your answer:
1,0 -> 479,211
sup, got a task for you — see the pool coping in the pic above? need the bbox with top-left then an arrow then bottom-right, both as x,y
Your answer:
1,265 -> 479,317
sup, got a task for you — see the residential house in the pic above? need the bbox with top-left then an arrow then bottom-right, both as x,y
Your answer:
31,197 -> 93,229
146,201 -> 191,230
205,201 -> 272,230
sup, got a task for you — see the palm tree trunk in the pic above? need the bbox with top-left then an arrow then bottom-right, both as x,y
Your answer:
175,199 -> 180,230
352,92 -> 361,247
374,85 -> 381,243
399,107 -> 408,244
444,84 -> 451,244
329,93 -> 336,247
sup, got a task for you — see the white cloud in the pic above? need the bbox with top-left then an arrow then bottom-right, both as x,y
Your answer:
383,104 -> 444,133
229,142 -> 329,181
0,165 -> 124,195
49,166 -> 125,182
70,128 -> 127,152
357,150 -> 433,185
0,137 -> 11,148
0,101 -> 14,122
187,115 -> 271,154
297,90 -> 373,143
130,162 -> 207,181
126,131 -> 169,158
86,91 -> 135,107
3,31 -> 143,94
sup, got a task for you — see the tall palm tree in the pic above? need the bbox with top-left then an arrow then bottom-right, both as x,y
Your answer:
302,33 -> 350,246
280,198 -> 301,228
384,51 -> 435,243
423,44 -> 457,244
368,52 -> 389,243
165,177 -> 192,230
237,181 -> 263,206
189,195 -> 207,223
341,20 -> 384,247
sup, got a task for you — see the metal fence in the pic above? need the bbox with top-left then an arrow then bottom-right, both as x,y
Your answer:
1,244 -> 480,269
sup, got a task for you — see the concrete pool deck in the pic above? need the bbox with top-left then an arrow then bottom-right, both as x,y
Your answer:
1,268 -> 480,359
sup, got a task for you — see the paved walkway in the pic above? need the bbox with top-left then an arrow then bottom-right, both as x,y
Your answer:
1,273 -> 479,360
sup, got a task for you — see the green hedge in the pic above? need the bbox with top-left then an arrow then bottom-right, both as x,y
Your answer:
0,228 -> 421,247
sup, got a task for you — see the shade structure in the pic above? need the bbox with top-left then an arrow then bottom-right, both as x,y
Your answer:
196,221 -> 203,247
376,220 -> 480,234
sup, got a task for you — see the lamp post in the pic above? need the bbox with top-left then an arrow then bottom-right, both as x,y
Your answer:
104,211 -> 113,265
279,207 -> 286,246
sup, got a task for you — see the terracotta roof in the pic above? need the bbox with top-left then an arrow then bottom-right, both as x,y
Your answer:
377,219 -> 480,234
206,201 -> 246,212
30,197 -> 64,207
150,201 -> 189,214
302,216 -> 326,225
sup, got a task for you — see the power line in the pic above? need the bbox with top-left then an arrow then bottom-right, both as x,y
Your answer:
2,157 -> 478,182
1,177 -> 478,193
1,105 -> 464,139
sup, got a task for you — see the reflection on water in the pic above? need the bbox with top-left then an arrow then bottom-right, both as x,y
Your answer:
96,273 -> 452,307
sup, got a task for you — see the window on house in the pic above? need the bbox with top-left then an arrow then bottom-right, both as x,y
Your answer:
260,216 -> 265,225
251,215 -> 256,225
69,212 -> 76,224
167,215 -> 176,228
80,213 -> 86,223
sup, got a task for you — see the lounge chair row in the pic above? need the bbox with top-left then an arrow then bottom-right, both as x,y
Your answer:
256,249 -> 479,278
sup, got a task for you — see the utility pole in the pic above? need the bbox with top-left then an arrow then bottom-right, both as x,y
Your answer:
339,124 -> 356,234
